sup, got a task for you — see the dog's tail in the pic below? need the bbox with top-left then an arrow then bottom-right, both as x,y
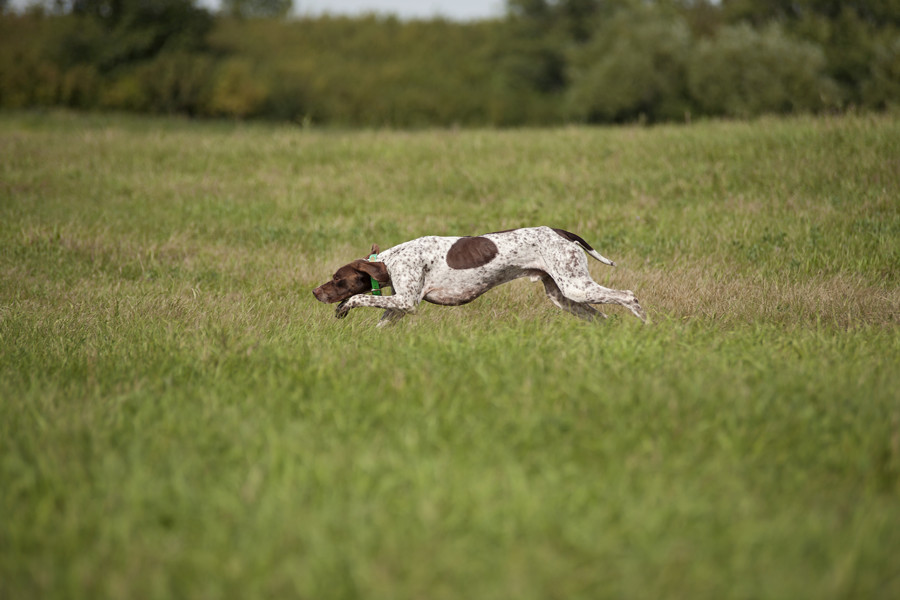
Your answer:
552,228 -> 616,267
586,248 -> 616,267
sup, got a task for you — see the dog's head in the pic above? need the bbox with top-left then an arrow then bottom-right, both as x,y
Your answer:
312,259 -> 390,304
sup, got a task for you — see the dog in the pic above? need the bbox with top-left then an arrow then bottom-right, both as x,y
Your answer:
313,226 -> 646,326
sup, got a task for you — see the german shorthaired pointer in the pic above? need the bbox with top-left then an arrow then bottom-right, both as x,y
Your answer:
313,226 -> 646,326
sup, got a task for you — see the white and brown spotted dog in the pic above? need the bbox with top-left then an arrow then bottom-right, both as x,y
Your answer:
313,226 -> 646,326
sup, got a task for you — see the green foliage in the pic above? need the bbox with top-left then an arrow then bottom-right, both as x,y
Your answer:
0,13 -> 68,107
862,33 -> 900,108
687,23 -> 837,117
206,16 -> 505,126
67,0 -> 213,73
721,0 -> 900,106
566,7 -> 693,122
59,63 -> 100,107
207,57 -> 267,118
486,23 -> 567,125
1,112 -> 899,599
140,52 -> 215,114
0,0 -> 898,124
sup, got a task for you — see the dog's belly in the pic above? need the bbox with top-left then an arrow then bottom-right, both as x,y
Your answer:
422,267 -> 542,306
423,287 -> 485,306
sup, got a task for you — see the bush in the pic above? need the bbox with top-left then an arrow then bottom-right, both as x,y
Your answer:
862,35 -> 900,109
687,24 -> 838,117
61,63 -> 100,108
140,52 -> 215,115
100,72 -> 147,111
207,58 -> 268,118
0,3 -> 894,125
70,0 -> 213,73
566,9 -> 693,123
0,13 -> 60,107
261,64 -> 312,123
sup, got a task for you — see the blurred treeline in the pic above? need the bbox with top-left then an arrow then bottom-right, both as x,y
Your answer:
1,0 -> 898,126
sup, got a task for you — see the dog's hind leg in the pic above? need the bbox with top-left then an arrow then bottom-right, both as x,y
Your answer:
377,309 -> 407,328
562,280 -> 646,322
542,247 -> 646,322
540,275 -> 607,321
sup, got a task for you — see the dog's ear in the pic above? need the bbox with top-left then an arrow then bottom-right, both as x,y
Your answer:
353,259 -> 390,284
369,243 -> 380,256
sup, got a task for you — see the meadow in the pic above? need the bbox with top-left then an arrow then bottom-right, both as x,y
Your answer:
1,111 -> 898,599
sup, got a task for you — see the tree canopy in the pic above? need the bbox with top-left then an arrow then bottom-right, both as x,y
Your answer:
1,0 -> 897,125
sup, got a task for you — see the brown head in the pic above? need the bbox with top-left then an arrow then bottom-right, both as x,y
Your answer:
312,258 -> 390,304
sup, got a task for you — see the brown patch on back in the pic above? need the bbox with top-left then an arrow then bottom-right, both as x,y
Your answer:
446,236 -> 499,270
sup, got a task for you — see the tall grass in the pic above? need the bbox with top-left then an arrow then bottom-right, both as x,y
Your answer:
1,111 -> 898,599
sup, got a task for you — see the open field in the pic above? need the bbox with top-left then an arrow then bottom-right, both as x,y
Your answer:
1,111 -> 899,599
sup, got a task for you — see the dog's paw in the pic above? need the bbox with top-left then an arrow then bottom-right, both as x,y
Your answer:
630,298 -> 648,323
335,300 -> 350,319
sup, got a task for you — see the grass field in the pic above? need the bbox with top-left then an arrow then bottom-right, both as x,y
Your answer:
1,111 -> 899,599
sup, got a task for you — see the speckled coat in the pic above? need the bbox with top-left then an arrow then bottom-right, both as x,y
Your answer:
313,226 -> 646,326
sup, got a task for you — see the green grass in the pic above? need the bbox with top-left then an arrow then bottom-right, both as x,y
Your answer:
1,110 -> 899,599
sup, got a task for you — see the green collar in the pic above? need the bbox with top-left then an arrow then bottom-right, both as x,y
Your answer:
368,253 -> 382,296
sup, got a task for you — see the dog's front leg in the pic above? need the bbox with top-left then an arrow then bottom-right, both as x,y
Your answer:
335,292 -> 419,319
336,262 -> 426,323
